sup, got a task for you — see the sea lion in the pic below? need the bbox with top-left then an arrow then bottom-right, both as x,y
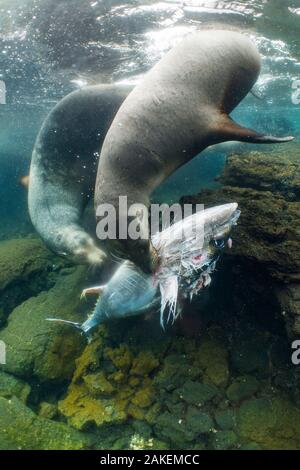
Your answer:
95,30 -> 293,273
28,84 -> 132,264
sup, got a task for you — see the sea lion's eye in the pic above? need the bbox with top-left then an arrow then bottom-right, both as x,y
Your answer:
214,238 -> 225,249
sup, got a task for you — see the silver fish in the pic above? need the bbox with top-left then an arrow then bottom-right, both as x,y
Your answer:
47,203 -> 240,341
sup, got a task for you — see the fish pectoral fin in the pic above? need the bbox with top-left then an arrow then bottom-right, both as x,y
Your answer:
159,275 -> 179,329
80,285 -> 106,300
218,115 -> 294,144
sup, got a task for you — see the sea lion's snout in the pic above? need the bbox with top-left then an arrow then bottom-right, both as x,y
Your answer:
59,229 -> 107,266
73,241 -> 107,266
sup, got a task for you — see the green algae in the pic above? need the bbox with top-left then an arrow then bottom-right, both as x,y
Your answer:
237,396 -> 300,450
0,266 -> 87,382
0,396 -> 91,450
226,376 -> 260,403
0,371 -> 31,403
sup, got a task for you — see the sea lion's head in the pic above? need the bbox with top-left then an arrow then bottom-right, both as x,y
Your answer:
55,226 -> 107,266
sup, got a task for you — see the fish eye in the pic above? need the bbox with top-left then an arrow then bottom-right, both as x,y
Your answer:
214,238 -> 225,249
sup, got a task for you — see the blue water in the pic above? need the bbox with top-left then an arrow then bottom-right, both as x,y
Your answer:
0,0 -> 300,451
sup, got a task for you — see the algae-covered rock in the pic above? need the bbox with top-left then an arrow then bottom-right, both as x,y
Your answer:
59,339 -> 157,431
0,267 -> 87,382
104,344 -> 133,371
0,237 -> 66,322
155,411 -> 196,447
58,382 -> 127,431
185,186 -> 300,283
211,430 -> 238,450
237,396 -> 300,449
226,375 -> 260,402
153,353 -> 198,392
185,406 -> 214,434
195,337 -> 229,387
219,149 -> 300,199
38,402 -> 58,420
276,283 -> 300,337
0,237 -> 56,291
130,351 -> 159,376
176,379 -> 219,406
214,408 -> 236,431
131,384 -> 155,408
0,371 -> 31,403
0,396 -> 91,450
155,405 -> 213,448
181,145 -> 300,337
83,371 -> 116,396
129,434 -> 168,450
230,338 -> 269,376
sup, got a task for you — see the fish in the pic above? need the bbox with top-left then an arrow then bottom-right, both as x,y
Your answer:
47,203 -> 240,342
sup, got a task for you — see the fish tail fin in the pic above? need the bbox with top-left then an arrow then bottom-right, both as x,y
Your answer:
46,318 -> 92,342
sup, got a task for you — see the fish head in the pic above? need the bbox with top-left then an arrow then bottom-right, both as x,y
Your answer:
180,203 -> 240,294
204,202 -> 240,253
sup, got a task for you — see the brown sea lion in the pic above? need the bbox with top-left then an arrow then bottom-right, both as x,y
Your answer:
28,84 -> 132,264
95,30 -> 293,273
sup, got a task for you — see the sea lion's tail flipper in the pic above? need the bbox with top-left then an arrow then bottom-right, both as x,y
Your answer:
219,116 -> 294,144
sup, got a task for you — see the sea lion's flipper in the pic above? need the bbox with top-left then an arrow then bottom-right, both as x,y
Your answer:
219,116 -> 294,144
20,175 -> 30,188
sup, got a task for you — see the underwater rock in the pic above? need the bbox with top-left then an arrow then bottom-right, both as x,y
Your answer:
154,406 -> 213,448
237,396 -> 300,450
230,338 -> 269,377
0,237 -> 65,323
276,283 -> 300,337
0,237 -> 55,291
210,430 -> 238,450
195,337 -> 229,387
185,406 -> 214,434
219,150 -> 300,199
0,396 -> 91,450
175,380 -> 219,407
130,351 -> 159,377
49,314 -> 300,449
0,266 -> 87,382
185,186 -> 300,283
58,337 -> 158,431
129,434 -> 168,451
214,408 -> 236,431
0,371 -> 31,403
153,353 -> 192,392
38,402 -> 58,420
226,375 -> 260,403
182,145 -> 300,336
154,410 -> 197,447
58,382 -> 127,431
